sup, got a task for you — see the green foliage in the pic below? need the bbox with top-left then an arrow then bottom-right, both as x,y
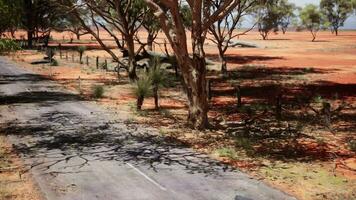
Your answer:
215,147 -> 238,159
278,0 -> 296,34
320,0 -> 353,35
348,140 -> 356,152
133,75 -> 152,98
254,0 -> 297,38
235,137 -> 253,151
180,4 -> 192,29
92,85 -> 104,99
0,0 -> 22,36
77,46 -> 86,54
0,39 -> 20,53
254,0 -> 283,40
50,59 -> 59,66
149,57 -> 167,87
300,4 -> 325,41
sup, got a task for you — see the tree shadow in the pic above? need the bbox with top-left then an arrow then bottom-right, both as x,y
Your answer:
1,111 -> 232,176
0,91 -> 81,105
227,66 -> 336,80
206,54 -> 283,65
212,79 -> 356,162
1,73 -> 49,82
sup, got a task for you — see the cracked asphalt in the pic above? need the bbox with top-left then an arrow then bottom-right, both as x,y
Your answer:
0,57 -> 296,200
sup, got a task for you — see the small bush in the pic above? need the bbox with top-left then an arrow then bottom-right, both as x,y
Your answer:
77,45 -> 87,53
134,75 -> 152,98
50,59 -> 59,66
0,39 -> 21,54
348,140 -> 356,152
235,137 -> 253,151
45,48 -> 56,60
92,85 -> 104,98
215,147 -> 238,159
133,75 -> 152,110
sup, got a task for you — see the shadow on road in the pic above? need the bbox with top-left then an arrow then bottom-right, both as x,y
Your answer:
1,110 -> 231,176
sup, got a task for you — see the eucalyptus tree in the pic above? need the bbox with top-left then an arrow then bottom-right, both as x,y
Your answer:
300,4 -> 325,42
60,0 -> 149,80
61,13 -> 89,40
208,0 -> 258,74
320,0 -> 353,36
0,0 -> 22,38
254,0 -> 282,40
144,0 -> 241,129
279,0 -> 296,34
141,10 -> 160,51
22,0 -> 68,47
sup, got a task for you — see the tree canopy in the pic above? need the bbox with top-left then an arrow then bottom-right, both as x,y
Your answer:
300,4 -> 325,42
320,0 -> 353,35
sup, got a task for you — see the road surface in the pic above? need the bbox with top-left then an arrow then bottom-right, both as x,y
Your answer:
0,57 -> 296,200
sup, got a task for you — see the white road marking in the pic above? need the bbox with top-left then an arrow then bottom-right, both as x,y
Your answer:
126,163 -> 167,191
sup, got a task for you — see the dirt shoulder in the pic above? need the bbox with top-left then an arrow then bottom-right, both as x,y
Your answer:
0,135 -> 43,200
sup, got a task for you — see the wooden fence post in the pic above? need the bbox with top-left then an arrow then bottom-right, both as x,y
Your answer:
236,85 -> 242,108
96,57 -> 99,69
86,56 -> 89,66
59,43 -> 62,59
104,59 -> 108,71
78,76 -> 81,94
276,93 -> 282,120
207,79 -> 212,100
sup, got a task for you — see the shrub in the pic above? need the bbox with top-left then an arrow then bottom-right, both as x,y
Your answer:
0,39 -> 21,54
92,85 -> 104,98
50,59 -> 59,66
215,147 -> 238,159
133,75 -> 152,110
45,48 -> 56,61
149,56 -> 167,109
348,140 -> 356,152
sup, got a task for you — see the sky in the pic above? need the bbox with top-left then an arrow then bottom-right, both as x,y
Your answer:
290,0 -> 356,29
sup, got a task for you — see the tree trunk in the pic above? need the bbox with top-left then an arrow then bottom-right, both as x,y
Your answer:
147,33 -> 154,51
335,28 -> 338,36
126,34 -> 137,80
24,0 -> 34,48
153,85 -> 159,110
179,56 -> 208,130
260,31 -> 268,40
312,33 -> 316,42
218,48 -> 227,75
79,53 -> 83,64
137,95 -> 144,110
76,33 -> 80,40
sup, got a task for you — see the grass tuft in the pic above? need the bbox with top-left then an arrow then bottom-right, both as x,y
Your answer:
92,85 -> 104,98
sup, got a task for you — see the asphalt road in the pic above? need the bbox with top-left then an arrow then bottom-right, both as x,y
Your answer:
0,57 -> 296,200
